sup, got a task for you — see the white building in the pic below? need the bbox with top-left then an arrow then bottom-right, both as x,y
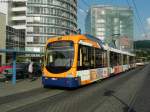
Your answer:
1,0 -> 77,53
9,0 -> 26,30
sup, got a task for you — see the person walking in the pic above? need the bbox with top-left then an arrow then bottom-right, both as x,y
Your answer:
28,62 -> 34,81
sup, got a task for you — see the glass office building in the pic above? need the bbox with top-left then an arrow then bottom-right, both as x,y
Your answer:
6,26 -> 25,62
85,5 -> 133,52
26,0 -> 77,52
6,26 -> 25,51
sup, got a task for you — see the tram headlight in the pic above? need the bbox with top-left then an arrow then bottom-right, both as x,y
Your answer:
43,74 -> 46,77
67,73 -> 73,78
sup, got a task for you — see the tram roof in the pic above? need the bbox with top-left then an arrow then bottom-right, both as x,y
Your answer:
84,34 -> 135,56
47,34 -> 135,56
47,34 -> 104,48
103,45 -> 135,56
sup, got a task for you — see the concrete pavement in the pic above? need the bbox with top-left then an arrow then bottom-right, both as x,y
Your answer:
0,77 -> 64,112
0,78 -> 42,97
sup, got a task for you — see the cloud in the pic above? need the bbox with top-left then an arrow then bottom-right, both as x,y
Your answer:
137,18 -> 150,40
147,18 -> 150,24
143,17 -> 150,40
146,17 -> 150,30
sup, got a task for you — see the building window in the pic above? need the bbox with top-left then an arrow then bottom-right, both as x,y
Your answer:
33,36 -> 39,43
34,26 -> 39,34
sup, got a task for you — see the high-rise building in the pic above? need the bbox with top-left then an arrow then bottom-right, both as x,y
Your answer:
0,12 -> 6,65
26,0 -> 77,52
9,0 -> 26,30
85,5 -> 133,52
7,0 -> 77,52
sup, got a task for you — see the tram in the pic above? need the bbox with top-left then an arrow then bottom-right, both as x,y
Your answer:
42,34 -> 136,88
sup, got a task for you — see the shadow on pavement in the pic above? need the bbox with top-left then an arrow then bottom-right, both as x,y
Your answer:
104,89 -> 136,112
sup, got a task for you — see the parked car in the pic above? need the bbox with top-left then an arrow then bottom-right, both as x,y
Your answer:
3,62 -> 42,79
15,62 -> 29,78
0,64 -> 12,73
0,73 -> 7,82
3,63 -> 29,80
1,62 -> 42,80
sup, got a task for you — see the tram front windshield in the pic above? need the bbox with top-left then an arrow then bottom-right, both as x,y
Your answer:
46,41 -> 74,73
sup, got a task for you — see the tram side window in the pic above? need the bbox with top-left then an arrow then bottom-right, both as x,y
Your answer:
110,52 -> 115,66
123,55 -> 127,65
129,56 -> 134,64
116,53 -> 121,65
77,45 -> 95,70
95,49 -> 103,68
77,45 -> 104,70
110,52 -> 121,66
102,52 -> 108,67
119,54 -> 122,65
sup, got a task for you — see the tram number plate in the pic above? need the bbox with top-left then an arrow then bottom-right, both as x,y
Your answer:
51,78 -> 57,80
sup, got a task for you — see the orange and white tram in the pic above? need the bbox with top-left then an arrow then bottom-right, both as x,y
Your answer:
42,34 -> 136,88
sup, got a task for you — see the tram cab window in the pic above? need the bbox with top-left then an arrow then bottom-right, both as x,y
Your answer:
46,41 -> 74,73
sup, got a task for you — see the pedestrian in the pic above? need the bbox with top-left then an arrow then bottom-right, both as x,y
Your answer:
32,63 -> 38,80
28,61 -> 35,81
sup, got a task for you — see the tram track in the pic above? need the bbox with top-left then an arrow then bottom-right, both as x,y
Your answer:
0,87 -> 64,112
0,88 -> 49,105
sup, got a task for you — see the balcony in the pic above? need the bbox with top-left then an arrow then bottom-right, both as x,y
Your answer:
12,7 -> 26,12
12,25 -> 26,30
12,0 -> 27,2
12,16 -> 26,21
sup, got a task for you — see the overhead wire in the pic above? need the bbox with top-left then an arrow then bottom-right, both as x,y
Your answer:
131,0 -> 147,39
81,0 -> 90,8
125,0 -> 141,35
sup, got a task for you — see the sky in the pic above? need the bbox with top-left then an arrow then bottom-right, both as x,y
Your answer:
77,0 -> 150,40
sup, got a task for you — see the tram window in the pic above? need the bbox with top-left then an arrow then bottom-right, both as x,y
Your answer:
119,54 -> 122,65
110,52 -> 120,66
129,56 -> 134,64
95,49 -> 103,68
102,52 -> 108,67
115,53 -> 121,65
77,45 -> 103,70
110,52 -> 115,66
123,55 -> 127,65
77,45 -> 95,70
49,55 -> 53,62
